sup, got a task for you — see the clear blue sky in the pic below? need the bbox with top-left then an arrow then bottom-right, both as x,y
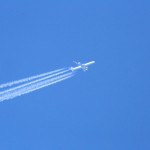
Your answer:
0,0 -> 149,149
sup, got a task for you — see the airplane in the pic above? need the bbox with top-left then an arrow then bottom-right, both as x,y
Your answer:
70,61 -> 95,72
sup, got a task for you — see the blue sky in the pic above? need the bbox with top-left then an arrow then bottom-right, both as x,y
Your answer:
0,0 -> 150,149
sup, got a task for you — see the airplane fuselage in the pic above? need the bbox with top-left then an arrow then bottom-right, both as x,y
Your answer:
70,61 -> 95,72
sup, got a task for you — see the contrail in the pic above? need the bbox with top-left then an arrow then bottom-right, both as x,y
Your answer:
0,69 -> 69,94
0,69 -> 73,102
12,73 -> 73,98
0,68 -> 65,89
0,72 -> 73,102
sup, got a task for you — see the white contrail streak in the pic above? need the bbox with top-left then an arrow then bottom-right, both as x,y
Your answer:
12,73 -> 73,98
0,71 -> 73,102
0,69 -> 69,94
0,68 -> 65,89
0,73 -> 73,102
